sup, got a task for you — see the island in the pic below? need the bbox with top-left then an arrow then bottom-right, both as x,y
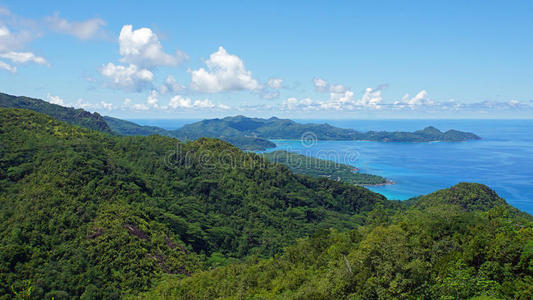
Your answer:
171,115 -> 481,150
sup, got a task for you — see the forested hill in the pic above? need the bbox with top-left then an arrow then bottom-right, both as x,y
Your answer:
142,183 -> 533,300
0,108 -> 390,298
0,92 -> 112,134
0,108 -> 530,299
176,115 -> 481,146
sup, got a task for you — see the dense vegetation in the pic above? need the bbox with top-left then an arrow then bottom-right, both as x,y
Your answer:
0,104 -> 527,300
262,150 -> 388,185
0,92 -> 112,134
139,184 -> 533,299
0,108 -> 390,299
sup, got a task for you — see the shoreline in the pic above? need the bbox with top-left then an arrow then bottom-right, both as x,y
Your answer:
359,179 -> 396,187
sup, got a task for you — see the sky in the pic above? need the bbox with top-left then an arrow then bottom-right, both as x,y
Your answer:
0,0 -> 532,119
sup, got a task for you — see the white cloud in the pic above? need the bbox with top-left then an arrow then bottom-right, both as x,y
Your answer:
0,51 -> 48,65
168,95 -> 218,109
159,75 -> 185,94
313,77 -> 329,92
169,95 -> 192,108
74,98 -> 93,109
118,25 -> 187,68
45,13 -> 106,40
0,60 -> 16,72
218,103 -> 231,110
0,24 -> 47,72
0,25 -> 32,53
394,90 -> 434,109
357,87 -> 383,109
282,97 -> 316,111
147,90 -> 158,107
132,103 -> 149,111
193,98 -> 215,108
329,84 -> 347,93
282,84 -> 387,111
47,93 -> 64,105
123,98 -> 132,106
190,46 -> 261,93
267,78 -> 283,89
100,63 -> 153,91
100,101 -> 113,110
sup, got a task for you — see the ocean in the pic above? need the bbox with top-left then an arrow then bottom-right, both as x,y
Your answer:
132,119 -> 533,214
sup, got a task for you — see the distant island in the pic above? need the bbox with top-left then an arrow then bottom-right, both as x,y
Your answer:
262,150 -> 391,186
172,115 -> 481,150
0,92 -> 481,151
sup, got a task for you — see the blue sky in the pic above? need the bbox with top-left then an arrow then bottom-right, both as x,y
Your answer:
1,0 -> 532,119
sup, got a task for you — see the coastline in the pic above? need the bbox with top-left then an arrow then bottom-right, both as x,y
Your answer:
359,179 -> 396,187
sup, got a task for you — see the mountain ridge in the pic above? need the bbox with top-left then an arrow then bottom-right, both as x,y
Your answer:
0,92 -> 481,151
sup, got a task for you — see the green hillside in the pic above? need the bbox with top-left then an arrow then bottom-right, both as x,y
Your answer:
0,108 -> 389,299
140,184 -> 533,299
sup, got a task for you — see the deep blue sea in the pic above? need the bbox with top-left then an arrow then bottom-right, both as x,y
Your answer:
132,119 -> 533,214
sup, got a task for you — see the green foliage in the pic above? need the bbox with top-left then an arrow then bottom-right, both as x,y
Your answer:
262,150 -> 389,185
410,182 -> 508,211
142,202 -> 533,299
0,108 -> 388,298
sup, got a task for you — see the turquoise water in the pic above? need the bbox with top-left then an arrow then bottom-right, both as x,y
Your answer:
133,119 -> 533,214
270,120 -> 533,214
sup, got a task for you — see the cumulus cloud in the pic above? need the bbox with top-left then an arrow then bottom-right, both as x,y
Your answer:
45,13 -> 106,40
393,90 -> 435,109
46,93 -> 64,105
100,63 -> 153,91
100,25 -> 186,91
282,84 -> 387,111
167,95 -> 229,110
282,97 -> 315,111
267,78 -> 283,89
159,75 -> 185,94
119,25 -> 187,68
313,77 -> 329,92
358,86 -> 384,109
190,46 -> 261,93
147,90 -> 158,107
